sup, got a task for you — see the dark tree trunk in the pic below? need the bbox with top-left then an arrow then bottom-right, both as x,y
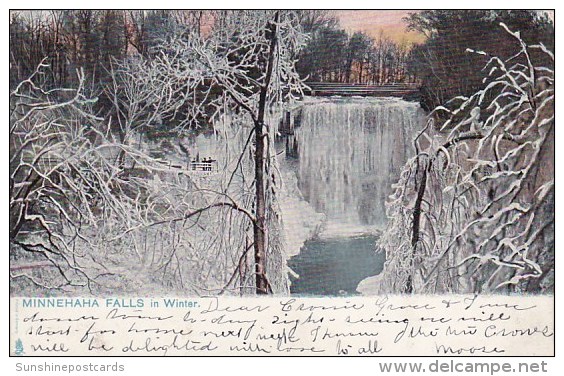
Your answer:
253,11 -> 279,295
253,117 -> 268,294
405,158 -> 429,294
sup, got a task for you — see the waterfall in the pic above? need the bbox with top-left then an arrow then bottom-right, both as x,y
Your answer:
291,97 -> 425,235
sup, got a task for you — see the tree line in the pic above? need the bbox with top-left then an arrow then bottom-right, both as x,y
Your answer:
9,11 -> 212,89
9,10 -> 416,92
295,12 -> 413,84
10,10 -> 555,113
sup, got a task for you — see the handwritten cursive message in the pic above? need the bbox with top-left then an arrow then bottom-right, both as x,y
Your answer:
10,295 -> 553,356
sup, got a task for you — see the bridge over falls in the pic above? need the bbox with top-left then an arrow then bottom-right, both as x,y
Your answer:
304,82 -> 420,100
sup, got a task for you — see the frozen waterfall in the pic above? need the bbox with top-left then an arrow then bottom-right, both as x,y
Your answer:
290,97 -> 425,234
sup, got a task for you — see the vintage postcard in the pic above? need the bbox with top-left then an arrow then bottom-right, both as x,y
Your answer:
8,9 -> 554,359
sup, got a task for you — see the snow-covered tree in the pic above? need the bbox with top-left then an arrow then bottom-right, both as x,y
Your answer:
9,60 -> 139,292
376,23 -> 554,294
109,10 -> 307,294
8,61 -> 237,294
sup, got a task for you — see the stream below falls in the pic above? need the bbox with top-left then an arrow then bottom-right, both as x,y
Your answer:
288,235 -> 385,296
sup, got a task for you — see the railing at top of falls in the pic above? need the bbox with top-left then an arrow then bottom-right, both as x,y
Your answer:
304,82 -> 421,99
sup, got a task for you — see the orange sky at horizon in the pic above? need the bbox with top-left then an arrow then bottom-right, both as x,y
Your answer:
336,10 -> 426,45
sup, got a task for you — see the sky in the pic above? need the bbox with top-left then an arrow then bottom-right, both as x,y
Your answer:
335,10 -> 426,45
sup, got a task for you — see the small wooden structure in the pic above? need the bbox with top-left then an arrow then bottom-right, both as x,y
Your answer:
190,159 -> 218,174
154,157 -> 219,177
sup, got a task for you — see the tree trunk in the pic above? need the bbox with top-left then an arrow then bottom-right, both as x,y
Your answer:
405,158 -> 429,293
253,117 -> 268,294
253,11 -> 279,294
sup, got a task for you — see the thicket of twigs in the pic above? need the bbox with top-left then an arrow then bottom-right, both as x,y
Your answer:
377,24 -> 554,294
